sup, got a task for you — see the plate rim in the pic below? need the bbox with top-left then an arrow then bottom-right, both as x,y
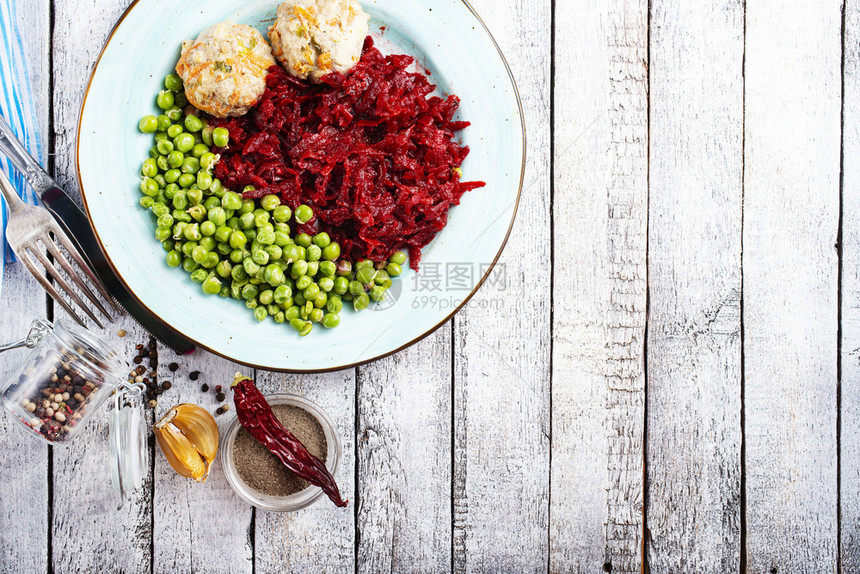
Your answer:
75,0 -> 526,373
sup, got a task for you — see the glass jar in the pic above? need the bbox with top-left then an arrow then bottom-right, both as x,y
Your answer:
220,393 -> 342,512
1,318 -> 147,508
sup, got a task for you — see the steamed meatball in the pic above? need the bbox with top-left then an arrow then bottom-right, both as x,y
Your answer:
268,0 -> 369,83
175,22 -> 277,118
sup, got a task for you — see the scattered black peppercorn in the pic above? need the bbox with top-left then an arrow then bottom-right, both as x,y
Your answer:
215,405 -> 230,415
215,392 -> 225,402
168,362 -> 179,372
189,371 -> 200,381
214,385 -> 222,393
162,381 -> 172,390
201,383 -> 209,392
133,356 -> 142,364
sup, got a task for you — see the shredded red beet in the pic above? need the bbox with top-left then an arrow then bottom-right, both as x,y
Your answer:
210,37 -> 484,269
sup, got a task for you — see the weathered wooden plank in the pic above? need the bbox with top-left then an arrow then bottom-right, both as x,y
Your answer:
645,1 -> 744,572
50,2 -> 155,572
743,1 -> 841,571
549,0 -> 647,572
451,0 -> 550,571
356,330 -> 451,573
254,369 -> 355,573
841,0 -> 860,570
0,1 -> 50,572
152,348 -> 253,574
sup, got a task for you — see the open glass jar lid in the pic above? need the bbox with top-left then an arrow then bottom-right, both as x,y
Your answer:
1,318 -> 147,508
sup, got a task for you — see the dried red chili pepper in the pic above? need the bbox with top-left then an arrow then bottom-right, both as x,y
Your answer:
230,375 -> 347,507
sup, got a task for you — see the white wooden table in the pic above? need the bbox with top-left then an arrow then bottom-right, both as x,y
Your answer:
0,0 -> 857,572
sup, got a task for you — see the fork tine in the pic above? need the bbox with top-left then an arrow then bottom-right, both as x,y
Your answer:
51,228 -> 124,315
42,237 -> 114,322
27,245 -> 105,329
16,248 -> 89,327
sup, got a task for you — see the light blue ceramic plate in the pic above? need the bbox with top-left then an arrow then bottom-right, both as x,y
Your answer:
77,0 -> 524,372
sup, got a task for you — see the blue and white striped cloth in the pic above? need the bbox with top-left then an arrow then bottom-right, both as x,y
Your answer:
0,0 -> 44,298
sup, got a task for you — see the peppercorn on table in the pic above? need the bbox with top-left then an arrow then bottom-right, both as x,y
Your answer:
0,0 -> 857,572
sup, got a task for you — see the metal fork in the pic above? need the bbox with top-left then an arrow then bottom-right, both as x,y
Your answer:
0,167 -> 115,328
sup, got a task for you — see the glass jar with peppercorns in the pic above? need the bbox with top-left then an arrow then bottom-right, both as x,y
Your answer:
0,319 -> 147,508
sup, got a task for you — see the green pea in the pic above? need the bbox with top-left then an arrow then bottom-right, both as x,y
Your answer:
236,212 -> 253,230
243,258 -> 261,277
165,150 -> 183,168
222,191 -> 243,211
182,258 -> 200,273
212,127 -> 230,148
216,260 -> 233,278
213,226 -> 231,244
305,244 -> 321,262
201,126 -> 214,146
157,115 -> 171,131
190,268 -> 207,283
182,157 -> 200,174
152,203 -> 169,217
285,306 -> 300,322
156,139 -> 174,156
200,152 -> 217,170
313,232 -> 331,248
190,245 -> 208,265
187,187 -> 203,205
175,92 -> 189,108
348,280 -> 364,296
239,198 -> 255,215
292,259 -> 309,277
252,250 -> 270,266
253,213 -> 270,228
191,144 -> 209,159
140,177 -> 158,197
295,233 -> 312,248
336,260 -> 352,276
204,196 -> 220,211
323,242 -> 341,261
174,133 -> 195,153
245,229 -> 257,242
176,173 -> 193,188
374,269 -> 390,285
203,252 -> 219,269
186,204 -> 205,222
290,318 -> 312,336
241,284 -> 259,301
149,146 -> 159,159
164,73 -> 184,92
273,311 -> 285,324
303,283 -> 320,301
231,264 -> 248,282
253,307 -> 267,322
165,105 -> 183,122
326,294 -> 343,314
322,313 -> 340,328
333,276 -> 349,295
185,115 -> 204,133
265,245 -> 283,262
138,115 -> 158,133
163,169 -> 179,185
157,214 -> 174,229
356,267 -> 377,284
307,262 -> 319,277
156,156 -> 170,172
353,293 -> 370,311
273,231 -> 290,248
141,158 -> 158,178
200,221 -> 216,237
210,179 -> 225,198
296,275 -> 312,290
389,251 -> 407,266
257,229 -> 276,245
294,204 -> 313,224
183,223 -> 202,241
369,285 -> 386,302
165,250 -> 181,267
197,171 -> 213,191
313,291 -> 328,309
153,227 -> 168,241
167,124 -> 183,139
259,290 -> 274,306
386,262 -> 403,277
272,205 -> 292,223
217,242 -> 233,256
202,274 -> 221,295
156,90 -> 175,110
309,308 -> 324,323
318,276 -> 335,292
260,194 -> 280,211
204,206 -> 224,227
274,285 -> 292,304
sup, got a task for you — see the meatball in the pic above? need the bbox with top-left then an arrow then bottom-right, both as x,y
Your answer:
175,22 -> 277,118
268,0 -> 369,83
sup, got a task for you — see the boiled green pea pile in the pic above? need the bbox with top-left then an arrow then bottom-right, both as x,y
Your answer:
136,74 -> 404,336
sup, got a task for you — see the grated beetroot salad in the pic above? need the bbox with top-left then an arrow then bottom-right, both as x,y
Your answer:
210,37 -> 484,269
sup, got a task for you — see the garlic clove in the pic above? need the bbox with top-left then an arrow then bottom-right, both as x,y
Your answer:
154,418 -> 210,482
168,404 -> 219,465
